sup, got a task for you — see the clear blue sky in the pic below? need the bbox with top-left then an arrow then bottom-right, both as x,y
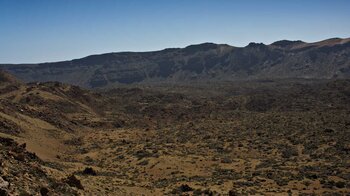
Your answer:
1,0 -> 350,63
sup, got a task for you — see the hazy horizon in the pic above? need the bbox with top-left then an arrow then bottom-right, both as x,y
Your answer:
1,0 -> 350,63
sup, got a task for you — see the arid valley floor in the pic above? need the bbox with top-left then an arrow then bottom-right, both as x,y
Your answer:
0,70 -> 350,195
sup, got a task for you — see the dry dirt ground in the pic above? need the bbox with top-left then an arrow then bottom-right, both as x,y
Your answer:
0,72 -> 349,195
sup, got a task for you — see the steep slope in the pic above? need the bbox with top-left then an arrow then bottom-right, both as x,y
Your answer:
1,38 -> 350,88
0,137 -> 78,195
0,71 -> 134,195
0,76 -> 120,156
0,71 -> 106,194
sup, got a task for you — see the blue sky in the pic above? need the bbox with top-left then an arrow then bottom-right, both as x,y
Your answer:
1,0 -> 350,63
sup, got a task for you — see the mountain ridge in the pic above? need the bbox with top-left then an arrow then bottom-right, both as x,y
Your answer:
1,37 -> 350,88
3,37 -> 350,64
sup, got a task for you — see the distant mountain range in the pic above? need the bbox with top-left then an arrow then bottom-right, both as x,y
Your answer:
1,37 -> 350,88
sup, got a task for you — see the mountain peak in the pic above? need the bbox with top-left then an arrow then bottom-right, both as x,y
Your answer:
184,42 -> 218,49
271,40 -> 305,47
310,37 -> 350,46
247,42 -> 266,48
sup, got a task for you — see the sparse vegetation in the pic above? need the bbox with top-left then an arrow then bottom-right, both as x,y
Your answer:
0,70 -> 349,195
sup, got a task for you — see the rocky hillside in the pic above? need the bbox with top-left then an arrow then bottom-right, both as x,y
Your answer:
0,137 -> 78,195
0,72 -> 104,195
1,37 -> 350,88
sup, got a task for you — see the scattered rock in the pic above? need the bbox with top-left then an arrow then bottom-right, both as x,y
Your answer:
324,128 -> 335,133
179,184 -> 193,192
82,167 -> 97,176
137,159 -> 149,166
335,181 -> 345,188
228,189 -> 238,196
0,188 -> 8,196
281,145 -> 298,158
0,177 -> 9,189
64,175 -> 84,190
221,157 -> 233,164
171,184 -> 194,194
40,187 -> 49,196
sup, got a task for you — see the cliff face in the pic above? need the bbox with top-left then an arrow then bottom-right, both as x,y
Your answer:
2,38 -> 350,88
